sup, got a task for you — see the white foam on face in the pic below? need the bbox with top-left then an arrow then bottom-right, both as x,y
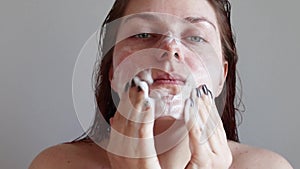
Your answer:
132,70 -> 195,120
138,69 -> 153,85
161,31 -> 182,46
149,75 -> 194,119
133,76 -> 149,99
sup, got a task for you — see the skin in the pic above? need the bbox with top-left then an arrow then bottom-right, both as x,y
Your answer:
29,0 -> 293,168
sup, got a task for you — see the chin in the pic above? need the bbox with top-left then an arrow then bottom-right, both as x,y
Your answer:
155,116 -> 177,121
154,116 -> 182,136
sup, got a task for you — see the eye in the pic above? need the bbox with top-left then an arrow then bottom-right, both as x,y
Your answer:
187,36 -> 206,43
133,33 -> 152,39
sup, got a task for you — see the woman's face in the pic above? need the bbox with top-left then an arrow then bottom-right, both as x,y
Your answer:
111,0 -> 227,97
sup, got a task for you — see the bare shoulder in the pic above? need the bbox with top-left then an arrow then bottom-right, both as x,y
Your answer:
29,141 -> 110,169
229,141 -> 293,169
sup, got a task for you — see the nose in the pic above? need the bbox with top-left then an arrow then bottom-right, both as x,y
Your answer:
156,35 -> 182,61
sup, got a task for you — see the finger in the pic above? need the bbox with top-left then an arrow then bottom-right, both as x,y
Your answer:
184,98 -> 195,130
184,97 -> 204,135
118,76 -> 153,123
186,114 -> 211,168
184,98 -> 210,157
189,86 -> 219,149
197,86 -> 227,154
188,122 -> 211,155
205,122 -> 223,154
210,102 -> 227,143
113,76 -> 154,139
200,85 -> 213,112
107,124 -> 158,158
191,87 -> 211,144
129,77 -> 153,123
207,104 -> 228,151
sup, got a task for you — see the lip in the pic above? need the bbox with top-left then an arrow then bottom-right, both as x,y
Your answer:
153,73 -> 186,86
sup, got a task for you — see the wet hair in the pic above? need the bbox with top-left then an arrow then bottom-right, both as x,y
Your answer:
207,0 -> 242,142
73,0 -> 243,143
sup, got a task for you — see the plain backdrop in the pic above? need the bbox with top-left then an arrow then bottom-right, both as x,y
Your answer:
0,0 -> 299,168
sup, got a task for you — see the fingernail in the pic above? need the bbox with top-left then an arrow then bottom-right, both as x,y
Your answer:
137,86 -> 142,92
131,79 -> 136,87
190,98 -> 194,107
196,88 -> 202,97
143,99 -> 150,108
184,99 -> 191,122
207,90 -> 213,99
202,85 -> 208,95
124,82 -> 130,92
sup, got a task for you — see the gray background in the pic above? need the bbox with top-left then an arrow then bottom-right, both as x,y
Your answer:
0,0 -> 299,168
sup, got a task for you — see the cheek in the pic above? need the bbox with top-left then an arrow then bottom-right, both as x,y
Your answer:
185,57 -> 210,84
113,45 -> 134,68
183,49 -> 223,95
214,35 -> 223,63
110,45 -> 135,93
113,41 -> 148,68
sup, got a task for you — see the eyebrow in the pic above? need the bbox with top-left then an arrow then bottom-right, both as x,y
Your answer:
184,16 -> 216,30
124,13 -> 159,23
124,13 -> 216,30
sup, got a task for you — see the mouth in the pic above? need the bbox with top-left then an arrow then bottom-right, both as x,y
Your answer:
153,73 -> 186,86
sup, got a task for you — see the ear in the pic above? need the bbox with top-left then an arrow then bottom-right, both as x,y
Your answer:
215,61 -> 228,97
223,61 -> 228,80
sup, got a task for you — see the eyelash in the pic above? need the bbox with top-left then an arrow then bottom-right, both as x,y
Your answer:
133,33 -> 153,39
186,36 -> 206,43
132,33 -> 207,44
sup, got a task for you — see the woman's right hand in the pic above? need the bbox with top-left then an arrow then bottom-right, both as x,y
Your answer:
106,77 -> 162,169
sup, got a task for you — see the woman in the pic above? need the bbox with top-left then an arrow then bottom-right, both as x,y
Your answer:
29,0 -> 293,168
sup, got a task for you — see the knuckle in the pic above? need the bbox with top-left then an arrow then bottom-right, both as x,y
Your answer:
138,125 -> 152,138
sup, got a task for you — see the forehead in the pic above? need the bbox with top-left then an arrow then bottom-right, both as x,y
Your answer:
124,0 -> 218,30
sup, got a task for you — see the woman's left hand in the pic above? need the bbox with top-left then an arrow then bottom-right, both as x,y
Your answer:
184,85 -> 232,169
